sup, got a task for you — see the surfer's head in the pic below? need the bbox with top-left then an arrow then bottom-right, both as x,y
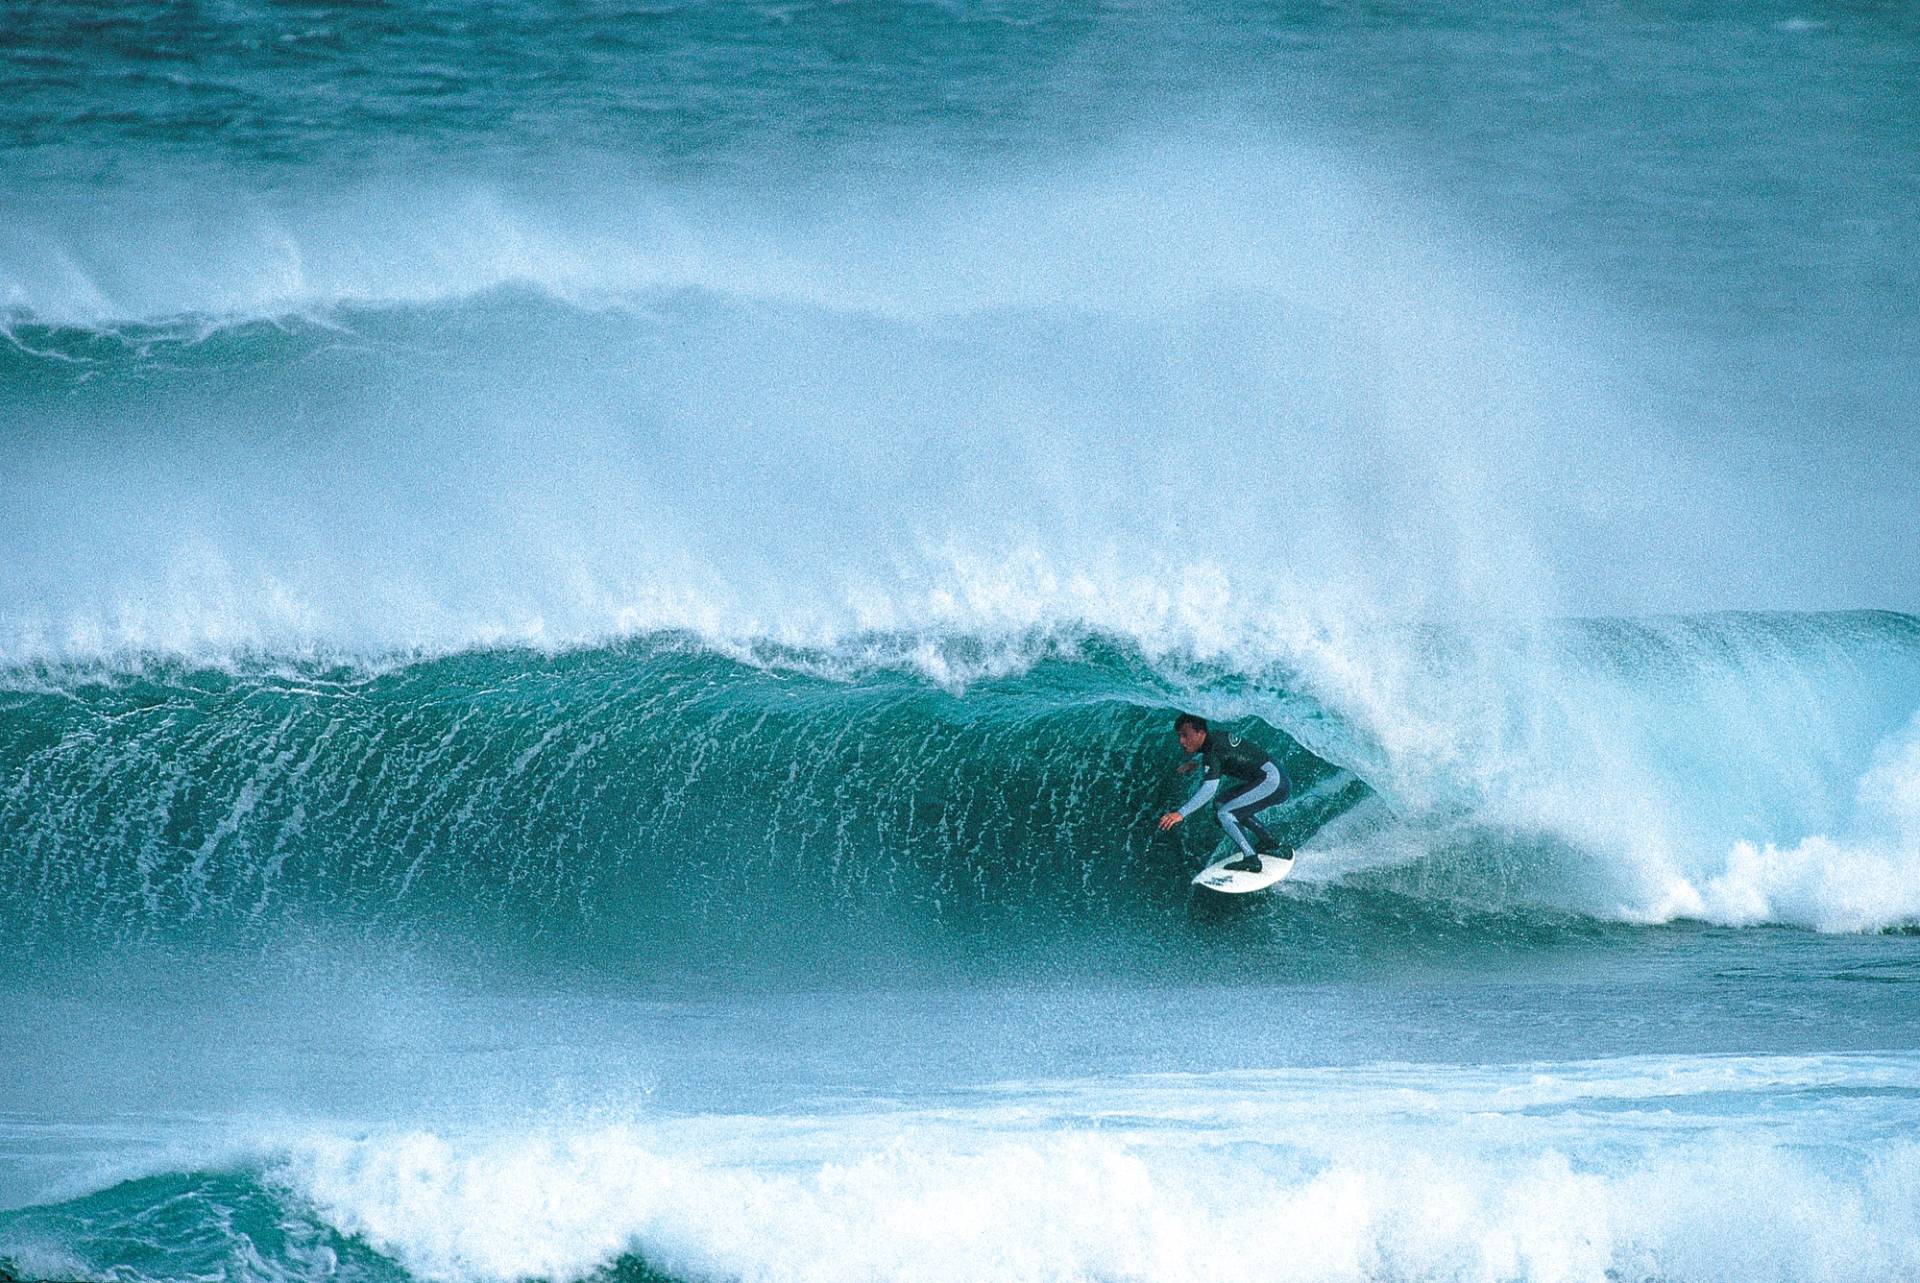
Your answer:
1174,713 -> 1207,753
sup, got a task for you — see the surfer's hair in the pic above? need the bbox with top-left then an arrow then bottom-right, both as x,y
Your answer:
1174,713 -> 1207,734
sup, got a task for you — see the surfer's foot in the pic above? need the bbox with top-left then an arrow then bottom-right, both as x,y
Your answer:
1225,854 -> 1264,873
1272,844 -> 1295,861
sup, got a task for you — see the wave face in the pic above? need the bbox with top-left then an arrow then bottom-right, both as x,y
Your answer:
0,637 -> 1347,969
5,612 -> 1919,972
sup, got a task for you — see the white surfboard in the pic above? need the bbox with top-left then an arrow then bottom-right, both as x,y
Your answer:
1191,848 -> 1297,894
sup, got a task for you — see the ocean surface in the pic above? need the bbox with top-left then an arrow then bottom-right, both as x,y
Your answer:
4,3 -> 1920,1282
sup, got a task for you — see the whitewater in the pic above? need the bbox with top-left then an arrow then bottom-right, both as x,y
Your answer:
3,2 -> 1919,1282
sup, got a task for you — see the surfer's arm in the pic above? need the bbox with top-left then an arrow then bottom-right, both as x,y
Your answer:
1177,777 -> 1221,819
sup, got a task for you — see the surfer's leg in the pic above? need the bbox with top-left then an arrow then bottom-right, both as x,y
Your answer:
1214,776 -> 1270,865
1219,764 -> 1287,856
1213,790 -> 1265,873
1214,798 -> 1260,859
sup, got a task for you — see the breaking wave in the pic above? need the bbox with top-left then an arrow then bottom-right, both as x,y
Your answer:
4,612 -> 1918,964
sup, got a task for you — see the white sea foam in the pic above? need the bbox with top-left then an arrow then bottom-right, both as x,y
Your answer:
267,1056 -> 1920,1283
1674,710 -> 1920,931
1271,616 -> 1920,932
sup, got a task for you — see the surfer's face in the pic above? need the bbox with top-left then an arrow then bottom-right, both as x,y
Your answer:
1176,725 -> 1205,753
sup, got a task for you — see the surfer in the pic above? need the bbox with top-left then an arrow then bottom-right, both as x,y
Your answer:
1158,714 -> 1291,873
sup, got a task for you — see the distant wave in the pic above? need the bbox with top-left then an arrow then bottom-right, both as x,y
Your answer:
0,142 -> 1444,331
0,141 -> 1622,671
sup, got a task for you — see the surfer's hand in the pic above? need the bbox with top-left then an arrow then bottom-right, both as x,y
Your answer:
1176,761 -> 1198,774
1158,811 -> 1184,831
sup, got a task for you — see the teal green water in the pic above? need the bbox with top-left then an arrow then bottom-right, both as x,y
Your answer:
4,617 -> 1920,1282
5,2 -> 1920,1280
6,615 -> 1918,966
